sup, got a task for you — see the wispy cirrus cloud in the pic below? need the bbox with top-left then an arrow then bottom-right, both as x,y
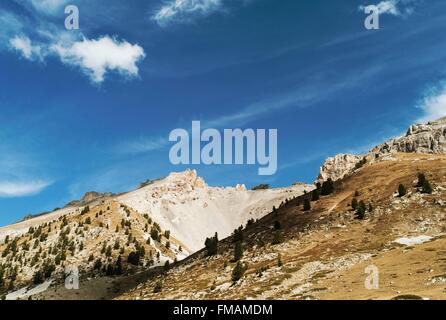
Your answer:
0,180 -> 52,198
25,0 -> 71,14
115,136 -> 169,155
0,11 -> 24,47
153,0 -> 223,26
117,63 -> 384,156
359,0 -> 416,17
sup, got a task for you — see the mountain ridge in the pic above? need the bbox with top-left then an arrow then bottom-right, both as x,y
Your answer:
318,117 -> 446,183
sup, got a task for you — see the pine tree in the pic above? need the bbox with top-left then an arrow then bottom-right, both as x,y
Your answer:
355,201 -> 366,220
94,259 -> 102,270
150,227 -> 160,242
232,261 -> 246,282
398,184 -> 407,197
164,260 -> 170,272
351,198 -> 358,210
277,254 -> 283,267
417,173 -> 426,188
127,251 -> 140,266
106,264 -> 114,276
114,256 -> 123,275
0,269 -> 4,290
272,231 -> 283,245
311,189 -> 320,201
422,179 -> 433,194
33,270 -> 44,285
105,245 -> 112,257
303,199 -> 311,211
233,227 -> 244,243
320,179 -> 334,196
205,233 -> 219,256
234,241 -> 243,261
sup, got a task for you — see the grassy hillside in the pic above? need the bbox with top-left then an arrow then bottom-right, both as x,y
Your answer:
117,153 -> 446,300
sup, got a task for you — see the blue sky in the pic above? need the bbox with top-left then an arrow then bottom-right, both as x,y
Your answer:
1,0 -> 446,226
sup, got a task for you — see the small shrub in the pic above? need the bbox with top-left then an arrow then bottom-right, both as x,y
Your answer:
252,184 -> 270,190
153,281 -> 163,293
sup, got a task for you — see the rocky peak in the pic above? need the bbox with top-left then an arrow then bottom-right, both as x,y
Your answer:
235,184 -> 247,191
372,117 -> 446,156
66,191 -> 113,207
167,169 -> 207,189
317,117 -> 446,183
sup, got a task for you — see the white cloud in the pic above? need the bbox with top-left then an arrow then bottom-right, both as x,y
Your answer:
374,1 -> 400,15
153,0 -> 222,26
26,0 -> 70,14
52,36 -> 146,83
0,180 -> 51,198
9,35 -> 44,61
116,137 -> 168,155
2,3 -> 146,84
0,12 -> 24,47
360,0 -> 415,17
418,85 -> 446,123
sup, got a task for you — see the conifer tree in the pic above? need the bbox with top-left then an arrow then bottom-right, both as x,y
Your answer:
234,241 -> 243,262
320,178 -> 334,196
351,198 -> 358,210
422,179 -> 433,194
417,173 -> 426,188
232,261 -> 246,282
312,189 -> 320,201
205,233 -> 219,256
355,200 -> 366,220
303,199 -> 311,211
398,184 -> 407,197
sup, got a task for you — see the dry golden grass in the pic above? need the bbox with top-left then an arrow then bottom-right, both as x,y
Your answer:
118,153 -> 446,300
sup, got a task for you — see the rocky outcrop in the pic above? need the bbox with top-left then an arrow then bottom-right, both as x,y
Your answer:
371,117 -> 446,156
317,117 -> 446,183
317,154 -> 363,183
66,191 -> 114,207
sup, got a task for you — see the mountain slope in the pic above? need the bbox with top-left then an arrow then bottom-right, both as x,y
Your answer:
117,153 -> 446,300
0,170 -> 311,299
